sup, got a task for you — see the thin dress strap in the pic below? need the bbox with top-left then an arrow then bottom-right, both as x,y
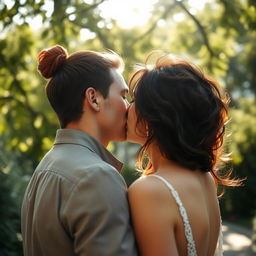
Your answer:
214,220 -> 224,256
150,174 -> 197,256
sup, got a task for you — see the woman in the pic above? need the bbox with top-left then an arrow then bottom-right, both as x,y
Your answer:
127,53 -> 241,256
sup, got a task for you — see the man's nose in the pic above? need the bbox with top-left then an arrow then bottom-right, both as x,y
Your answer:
125,99 -> 130,108
126,103 -> 131,118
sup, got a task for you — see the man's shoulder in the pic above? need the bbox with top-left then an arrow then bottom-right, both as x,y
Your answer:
35,145 -> 125,188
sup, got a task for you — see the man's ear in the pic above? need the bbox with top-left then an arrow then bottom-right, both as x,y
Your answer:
84,87 -> 102,112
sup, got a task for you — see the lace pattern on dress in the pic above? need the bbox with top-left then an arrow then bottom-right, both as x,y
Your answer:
151,174 -> 198,256
214,220 -> 224,256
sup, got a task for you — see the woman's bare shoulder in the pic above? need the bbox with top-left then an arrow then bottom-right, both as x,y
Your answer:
128,175 -> 179,218
128,175 -> 167,198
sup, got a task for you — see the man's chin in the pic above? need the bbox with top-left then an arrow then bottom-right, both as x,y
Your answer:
112,132 -> 127,142
125,134 -> 136,144
126,133 -> 146,145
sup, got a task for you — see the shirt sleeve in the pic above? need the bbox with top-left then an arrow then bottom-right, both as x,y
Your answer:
60,164 -> 138,256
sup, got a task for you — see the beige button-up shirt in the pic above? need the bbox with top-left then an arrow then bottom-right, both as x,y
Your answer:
21,129 -> 138,256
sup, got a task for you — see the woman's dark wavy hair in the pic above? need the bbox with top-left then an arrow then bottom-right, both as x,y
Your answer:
129,53 -> 242,191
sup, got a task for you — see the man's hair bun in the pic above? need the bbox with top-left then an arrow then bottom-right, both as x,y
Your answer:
38,45 -> 68,79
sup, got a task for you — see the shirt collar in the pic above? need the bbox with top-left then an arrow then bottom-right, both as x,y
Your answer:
53,128 -> 123,172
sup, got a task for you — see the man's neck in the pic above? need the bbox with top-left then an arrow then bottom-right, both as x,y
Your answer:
66,122 -> 109,148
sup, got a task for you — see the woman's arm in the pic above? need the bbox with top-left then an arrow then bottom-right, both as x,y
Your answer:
128,177 -> 179,256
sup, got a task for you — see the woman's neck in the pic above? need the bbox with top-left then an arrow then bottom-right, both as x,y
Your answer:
148,143 -> 186,174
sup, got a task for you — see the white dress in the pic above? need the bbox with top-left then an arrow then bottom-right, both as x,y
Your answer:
150,174 -> 223,256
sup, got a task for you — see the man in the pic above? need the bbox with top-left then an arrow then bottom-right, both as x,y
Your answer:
21,45 -> 138,256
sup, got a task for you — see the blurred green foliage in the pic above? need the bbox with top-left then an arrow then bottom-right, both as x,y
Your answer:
0,141 -> 31,255
220,99 -> 256,219
0,0 -> 256,254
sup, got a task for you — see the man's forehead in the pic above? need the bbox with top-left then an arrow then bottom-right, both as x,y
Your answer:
110,69 -> 128,91
112,81 -> 129,93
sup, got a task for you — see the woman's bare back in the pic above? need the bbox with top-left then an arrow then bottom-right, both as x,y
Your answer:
152,168 -> 221,256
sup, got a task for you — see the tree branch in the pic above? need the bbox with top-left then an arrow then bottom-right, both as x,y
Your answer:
0,96 -> 13,101
131,2 -> 178,45
176,0 -> 215,59
7,71 -> 50,129
67,0 -> 106,18
71,19 -> 113,49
